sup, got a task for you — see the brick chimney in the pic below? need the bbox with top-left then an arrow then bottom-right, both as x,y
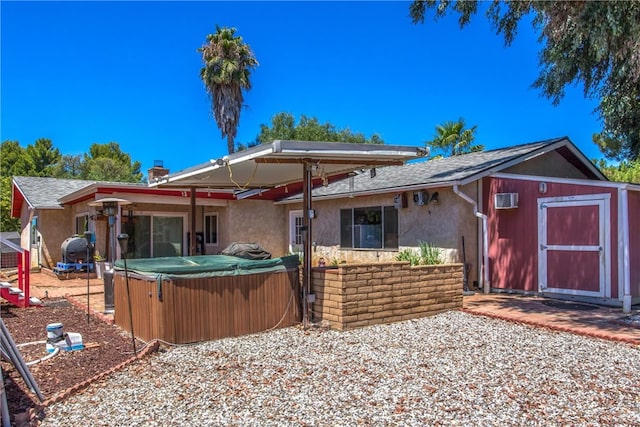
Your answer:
147,160 -> 169,183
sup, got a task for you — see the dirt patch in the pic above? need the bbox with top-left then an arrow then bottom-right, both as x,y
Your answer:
1,299 -> 142,418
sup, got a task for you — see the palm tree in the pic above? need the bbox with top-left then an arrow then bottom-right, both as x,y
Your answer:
427,118 -> 483,157
199,26 -> 258,154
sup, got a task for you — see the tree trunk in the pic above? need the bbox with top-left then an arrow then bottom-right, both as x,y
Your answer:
227,135 -> 235,154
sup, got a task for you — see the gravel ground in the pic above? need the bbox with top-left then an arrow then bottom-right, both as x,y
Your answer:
40,311 -> 640,426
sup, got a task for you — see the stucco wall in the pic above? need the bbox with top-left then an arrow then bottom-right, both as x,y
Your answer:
286,184 -> 481,285
38,208 -> 74,268
223,200 -> 287,257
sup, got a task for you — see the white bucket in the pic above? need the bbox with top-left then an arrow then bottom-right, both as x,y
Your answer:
46,323 -> 63,342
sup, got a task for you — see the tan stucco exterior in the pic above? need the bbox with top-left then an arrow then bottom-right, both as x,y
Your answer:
222,200 -> 288,257
285,182 -> 482,286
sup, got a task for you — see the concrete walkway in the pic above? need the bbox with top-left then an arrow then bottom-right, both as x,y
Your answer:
12,271 -> 640,345
464,293 -> 640,345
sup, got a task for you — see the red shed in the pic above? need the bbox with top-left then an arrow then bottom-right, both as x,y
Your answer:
485,173 -> 640,311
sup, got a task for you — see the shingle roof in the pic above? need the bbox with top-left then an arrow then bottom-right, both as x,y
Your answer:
12,176 -> 99,209
279,137 -> 593,201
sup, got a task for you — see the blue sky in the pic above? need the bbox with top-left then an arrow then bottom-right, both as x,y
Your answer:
2,1 -> 604,175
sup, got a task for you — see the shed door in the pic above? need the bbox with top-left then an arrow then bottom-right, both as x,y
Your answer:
538,195 -> 610,297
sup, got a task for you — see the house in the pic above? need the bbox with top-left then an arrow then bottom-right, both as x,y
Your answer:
275,137 -> 640,311
10,138 -> 639,313
11,142 -> 422,272
10,173 -> 286,270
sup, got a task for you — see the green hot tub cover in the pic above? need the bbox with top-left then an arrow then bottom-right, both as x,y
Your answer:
113,254 -> 300,281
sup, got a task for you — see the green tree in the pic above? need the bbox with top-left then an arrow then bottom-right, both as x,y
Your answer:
199,26 -> 259,154
426,118 -> 482,157
0,139 -> 144,230
26,138 -> 61,176
82,142 -> 143,182
595,159 -> 640,184
0,140 -> 33,177
0,141 -> 32,231
0,176 -> 19,231
255,112 -> 385,145
409,1 -> 640,161
51,154 -> 84,179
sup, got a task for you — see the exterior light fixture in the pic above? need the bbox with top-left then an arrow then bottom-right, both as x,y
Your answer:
430,192 -> 440,204
87,198 -> 131,263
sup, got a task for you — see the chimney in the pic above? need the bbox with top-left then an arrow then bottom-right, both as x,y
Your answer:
147,160 -> 169,183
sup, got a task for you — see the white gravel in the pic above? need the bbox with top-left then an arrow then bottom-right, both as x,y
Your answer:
40,311 -> 640,426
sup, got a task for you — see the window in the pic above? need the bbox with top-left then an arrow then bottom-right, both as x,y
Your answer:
340,206 -> 398,249
204,214 -> 218,245
30,216 -> 38,246
75,214 -> 89,235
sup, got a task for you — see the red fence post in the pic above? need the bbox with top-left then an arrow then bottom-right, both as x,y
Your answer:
17,250 -> 23,292
24,250 -> 30,306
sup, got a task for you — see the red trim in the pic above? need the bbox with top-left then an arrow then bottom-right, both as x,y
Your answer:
255,173 -> 350,200
11,183 -> 25,218
64,186 -> 236,204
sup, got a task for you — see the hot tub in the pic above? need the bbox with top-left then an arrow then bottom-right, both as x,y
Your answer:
112,255 -> 300,344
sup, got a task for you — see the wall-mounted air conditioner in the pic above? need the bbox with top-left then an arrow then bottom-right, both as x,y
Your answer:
495,192 -> 519,209
413,190 -> 427,206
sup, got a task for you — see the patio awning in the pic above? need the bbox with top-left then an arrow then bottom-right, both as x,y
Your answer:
149,139 -> 427,329
149,140 -> 427,190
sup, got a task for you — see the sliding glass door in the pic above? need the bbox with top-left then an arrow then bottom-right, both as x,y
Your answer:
120,214 -> 184,259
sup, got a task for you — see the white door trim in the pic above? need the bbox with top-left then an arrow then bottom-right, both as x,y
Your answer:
288,210 -> 303,254
538,194 -> 611,298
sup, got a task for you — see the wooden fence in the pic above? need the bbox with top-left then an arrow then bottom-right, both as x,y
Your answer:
114,269 -> 300,344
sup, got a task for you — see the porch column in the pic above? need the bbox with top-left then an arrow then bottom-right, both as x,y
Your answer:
302,160 -> 313,329
190,187 -> 197,256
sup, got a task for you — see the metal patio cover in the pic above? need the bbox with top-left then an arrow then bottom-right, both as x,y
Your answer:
149,140 -> 427,190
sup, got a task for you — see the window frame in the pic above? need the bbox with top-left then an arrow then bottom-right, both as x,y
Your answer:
340,205 -> 398,250
75,213 -> 89,235
204,213 -> 219,246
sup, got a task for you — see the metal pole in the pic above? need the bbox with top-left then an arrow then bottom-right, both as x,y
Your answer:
86,244 -> 90,324
117,233 -> 137,356
84,231 -> 94,325
123,255 -> 137,357
302,161 -> 313,329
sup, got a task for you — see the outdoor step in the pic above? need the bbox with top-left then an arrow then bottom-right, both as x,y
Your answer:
29,297 -> 42,305
8,287 -> 22,295
0,281 -> 11,288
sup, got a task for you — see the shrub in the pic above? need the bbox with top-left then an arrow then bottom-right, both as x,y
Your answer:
395,248 -> 421,266
419,241 -> 443,265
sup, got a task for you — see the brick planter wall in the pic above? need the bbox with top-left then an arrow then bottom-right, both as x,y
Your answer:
311,262 -> 463,330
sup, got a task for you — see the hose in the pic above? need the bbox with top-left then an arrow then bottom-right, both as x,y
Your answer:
16,340 -> 60,366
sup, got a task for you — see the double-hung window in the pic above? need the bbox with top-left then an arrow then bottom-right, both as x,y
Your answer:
340,206 -> 398,249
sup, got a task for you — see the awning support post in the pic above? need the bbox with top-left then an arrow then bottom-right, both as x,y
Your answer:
302,160 -> 313,329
